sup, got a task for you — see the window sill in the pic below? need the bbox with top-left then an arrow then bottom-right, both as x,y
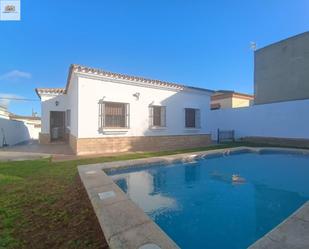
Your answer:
98,128 -> 129,134
103,128 -> 129,131
149,126 -> 167,130
184,127 -> 201,131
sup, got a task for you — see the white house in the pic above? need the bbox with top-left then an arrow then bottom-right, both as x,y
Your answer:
36,64 -> 213,155
0,105 -> 41,147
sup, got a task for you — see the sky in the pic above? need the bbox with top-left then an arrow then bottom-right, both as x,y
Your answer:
0,0 -> 308,116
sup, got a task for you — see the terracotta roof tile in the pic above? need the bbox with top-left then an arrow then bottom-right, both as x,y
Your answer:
35,88 -> 65,98
68,64 -> 213,93
36,64 -> 214,98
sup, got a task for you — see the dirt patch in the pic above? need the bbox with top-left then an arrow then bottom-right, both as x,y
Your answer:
15,176 -> 109,249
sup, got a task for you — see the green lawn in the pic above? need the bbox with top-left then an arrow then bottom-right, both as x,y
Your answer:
0,142 -> 301,249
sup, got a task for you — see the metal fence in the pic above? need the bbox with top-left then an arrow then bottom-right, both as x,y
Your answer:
217,129 -> 235,143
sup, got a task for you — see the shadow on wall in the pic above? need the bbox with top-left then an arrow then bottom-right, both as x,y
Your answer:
0,117 -> 31,147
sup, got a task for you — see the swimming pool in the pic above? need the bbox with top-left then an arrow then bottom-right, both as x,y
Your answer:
108,151 -> 309,249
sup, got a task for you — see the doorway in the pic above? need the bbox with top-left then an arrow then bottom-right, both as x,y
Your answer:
50,111 -> 65,142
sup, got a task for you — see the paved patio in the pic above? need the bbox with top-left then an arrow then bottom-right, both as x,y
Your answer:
0,140 -> 136,161
0,140 -> 73,161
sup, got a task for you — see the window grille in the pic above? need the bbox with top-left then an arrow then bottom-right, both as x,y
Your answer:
98,101 -> 129,131
149,106 -> 166,127
185,108 -> 201,128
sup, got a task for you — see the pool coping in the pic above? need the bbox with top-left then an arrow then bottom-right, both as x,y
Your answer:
78,146 -> 309,249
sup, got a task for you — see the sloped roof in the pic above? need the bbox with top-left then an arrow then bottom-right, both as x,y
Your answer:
212,90 -> 253,100
36,64 -> 214,98
66,64 -> 214,94
9,114 -> 41,121
35,88 -> 65,98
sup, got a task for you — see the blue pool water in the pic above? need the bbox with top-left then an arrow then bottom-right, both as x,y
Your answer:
108,151 -> 309,249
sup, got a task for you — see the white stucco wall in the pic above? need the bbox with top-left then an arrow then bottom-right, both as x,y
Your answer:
77,74 -> 212,138
40,76 -> 79,137
66,75 -> 79,137
40,94 -> 68,134
24,123 -> 40,139
0,118 -> 31,147
232,97 -> 252,108
209,99 -> 309,140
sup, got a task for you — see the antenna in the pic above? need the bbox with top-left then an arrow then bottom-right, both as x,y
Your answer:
250,41 -> 257,51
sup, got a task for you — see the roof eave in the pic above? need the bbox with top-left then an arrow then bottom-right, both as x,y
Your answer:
35,88 -> 42,99
67,64 -> 214,95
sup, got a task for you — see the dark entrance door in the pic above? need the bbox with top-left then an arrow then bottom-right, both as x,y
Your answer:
50,111 -> 65,142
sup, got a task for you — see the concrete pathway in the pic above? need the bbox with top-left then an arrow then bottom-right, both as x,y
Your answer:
0,151 -> 50,161
0,140 -> 73,161
0,140 -> 135,162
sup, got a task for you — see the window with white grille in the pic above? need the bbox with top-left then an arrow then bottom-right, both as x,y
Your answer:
149,106 -> 166,127
185,108 -> 200,128
98,101 -> 129,130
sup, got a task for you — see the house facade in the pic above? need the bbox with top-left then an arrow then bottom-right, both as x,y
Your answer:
211,90 -> 253,110
254,31 -> 309,105
36,65 -> 213,155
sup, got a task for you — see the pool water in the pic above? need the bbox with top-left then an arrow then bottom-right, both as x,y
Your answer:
108,151 -> 309,249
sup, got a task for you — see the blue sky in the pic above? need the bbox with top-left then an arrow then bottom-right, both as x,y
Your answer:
0,0 -> 308,116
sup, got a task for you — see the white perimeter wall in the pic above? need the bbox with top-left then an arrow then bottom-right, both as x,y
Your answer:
0,118 -> 31,147
77,75 -> 212,138
209,99 -> 309,140
24,123 -> 40,140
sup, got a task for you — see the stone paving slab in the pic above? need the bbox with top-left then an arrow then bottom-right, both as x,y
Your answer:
294,202 -> 309,222
109,221 -> 179,249
95,199 -> 152,241
0,151 -> 50,161
87,184 -> 128,205
79,169 -> 114,189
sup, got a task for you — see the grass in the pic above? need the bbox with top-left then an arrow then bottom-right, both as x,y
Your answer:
0,141 -> 306,249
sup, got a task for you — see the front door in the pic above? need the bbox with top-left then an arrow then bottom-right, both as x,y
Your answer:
50,111 -> 65,142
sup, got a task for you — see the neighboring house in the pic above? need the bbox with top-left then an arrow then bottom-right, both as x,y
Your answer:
211,90 -> 253,110
254,31 -> 309,105
209,32 -> 309,147
9,114 -> 41,140
0,105 -> 40,147
36,64 -> 214,155
0,105 -> 10,119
